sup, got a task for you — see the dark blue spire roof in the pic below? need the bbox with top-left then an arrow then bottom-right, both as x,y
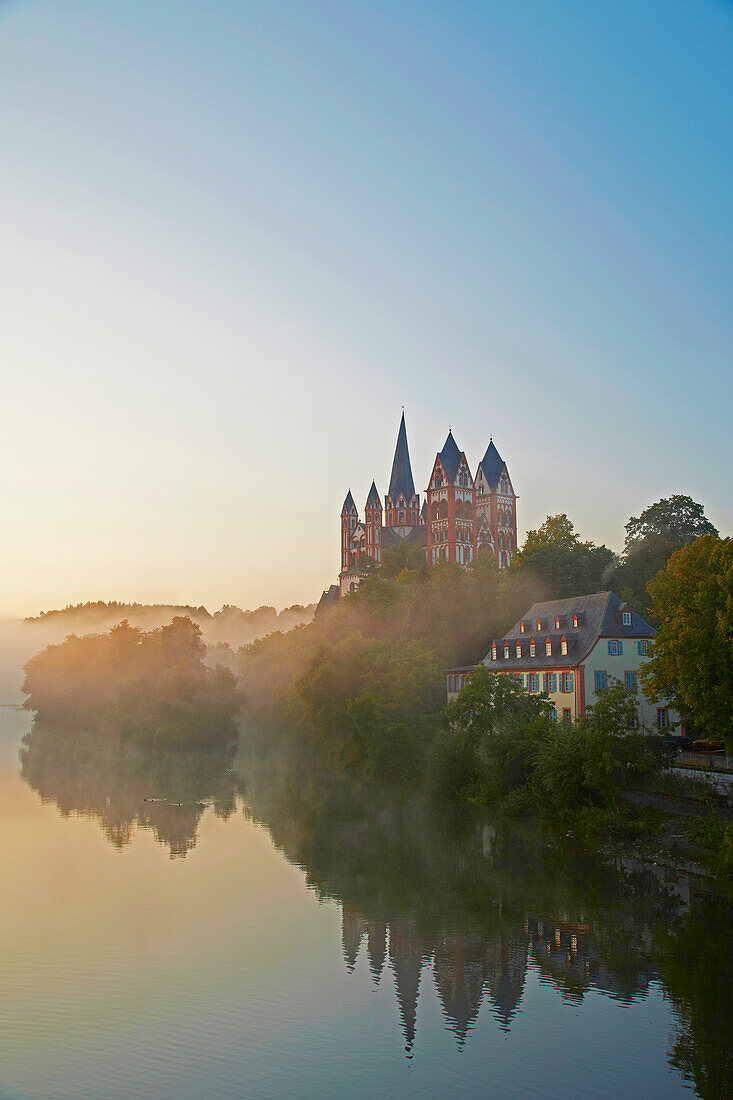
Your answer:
479,439 -> 504,489
341,490 -> 357,515
366,481 -> 381,508
387,413 -> 415,503
438,430 -> 462,484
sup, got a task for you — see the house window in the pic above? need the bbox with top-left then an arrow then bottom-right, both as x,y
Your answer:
503,644 -> 510,660
515,642 -> 522,658
594,670 -> 607,693
560,639 -> 568,656
491,645 -> 497,661
624,671 -> 637,692
529,642 -> 536,657
545,640 -> 552,656
637,640 -> 648,656
543,672 -> 557,692
554,616 -> 560,630
528,673 -> 540,693
520,622 -> 525,634
572,614 -> 578,628
551,707 -> 558,721
561,672 -> 574,693
657,707 -> 669,729
562,708 -> 572,721
536,619 -> 542,631
607,640 -> 621,656
622,611 -> 632,626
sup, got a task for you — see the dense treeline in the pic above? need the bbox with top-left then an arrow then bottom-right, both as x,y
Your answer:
24,600 -> 316,648
23,617 -> 241,750
233,495 -> 723,793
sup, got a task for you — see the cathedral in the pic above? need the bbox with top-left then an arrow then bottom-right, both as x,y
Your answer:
335,413 -> 518,598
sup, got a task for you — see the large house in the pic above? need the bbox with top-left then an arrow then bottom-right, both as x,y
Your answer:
332,413 -> 518,599
446,591 -> 679,731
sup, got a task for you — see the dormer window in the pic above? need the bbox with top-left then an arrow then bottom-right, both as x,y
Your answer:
622,611 -> 632,626
560,636 -> 568,656
515,642 -> 522,658
503,644 -> 510,660
545,639 -> 552,656
519,622 -> 525,634
491,644 -> 497,661
572,614 -> 578,629
536,618 -> 542,631
529,641 -> 536,657
554,616 -> 560,630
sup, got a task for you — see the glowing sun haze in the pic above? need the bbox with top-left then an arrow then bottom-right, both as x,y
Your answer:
1,0 -> 731,615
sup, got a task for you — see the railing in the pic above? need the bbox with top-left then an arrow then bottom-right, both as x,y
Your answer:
676,752 -> 733,774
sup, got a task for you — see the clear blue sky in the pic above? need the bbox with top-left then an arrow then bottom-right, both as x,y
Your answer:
1,0 -> 731,613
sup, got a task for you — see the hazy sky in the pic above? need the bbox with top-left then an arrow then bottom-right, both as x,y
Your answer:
2,0 -> 731,615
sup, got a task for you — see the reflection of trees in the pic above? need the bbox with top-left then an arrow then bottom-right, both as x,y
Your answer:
239,744 -> 732,1083
20,723 -> 241,858
655,897 -> 733,1100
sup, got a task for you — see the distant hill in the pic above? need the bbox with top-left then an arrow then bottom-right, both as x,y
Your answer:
25,600 -> 317,648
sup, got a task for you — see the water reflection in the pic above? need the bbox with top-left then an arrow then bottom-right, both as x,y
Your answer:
18,728 -> 733,1097
20,723 -> 240,857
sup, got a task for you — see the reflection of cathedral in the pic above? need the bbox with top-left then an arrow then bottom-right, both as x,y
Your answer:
339,903 -> 669,1054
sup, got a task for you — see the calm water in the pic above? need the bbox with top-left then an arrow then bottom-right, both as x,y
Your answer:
1,703 -> 731,1100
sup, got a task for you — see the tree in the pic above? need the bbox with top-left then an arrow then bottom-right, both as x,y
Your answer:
639,535 -> 732,741
624,495 -> 718,551
610,496 -> 718,621
509,514 -> 615,599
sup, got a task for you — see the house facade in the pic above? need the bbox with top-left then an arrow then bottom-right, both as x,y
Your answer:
446,591 -> 680,732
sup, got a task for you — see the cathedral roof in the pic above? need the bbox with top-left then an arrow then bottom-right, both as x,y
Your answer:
478,439 -> 505,489
341,490 -> 357,515
387,413 -> 416,503
366,481 -> 381,508
438,430 -> 462,484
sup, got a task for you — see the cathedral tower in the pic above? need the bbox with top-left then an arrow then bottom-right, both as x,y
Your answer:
426,431 -> 475,566
364,481 -> 383,563
474,440 -> 517,570
384,413 -> 420,537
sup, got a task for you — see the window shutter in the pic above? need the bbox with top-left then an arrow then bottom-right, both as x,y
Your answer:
618,640 -> 623,655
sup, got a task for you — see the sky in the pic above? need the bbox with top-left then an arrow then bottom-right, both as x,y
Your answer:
1,0 -> 731,616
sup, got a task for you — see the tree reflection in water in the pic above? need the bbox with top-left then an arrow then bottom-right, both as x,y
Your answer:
20,723 -> 240,857
19,727 -> 733,1096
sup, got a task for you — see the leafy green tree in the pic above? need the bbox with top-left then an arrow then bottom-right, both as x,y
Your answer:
440,667 -> 553,803
379,540 -> 429,579
509,514 -> 615,599
533,679 -> 665,818
624,495 -> 718,550
611,496 -> 719,620
639,535 -> 732,742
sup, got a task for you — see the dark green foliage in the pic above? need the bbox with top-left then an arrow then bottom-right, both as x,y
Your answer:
533,681 -> 666,819
442,673 -> 666,823
639,535 -> 732,739
610,495 -> 718,621
624,495 -> 718,550
687,813 -> 733,876
22,617 -> 242,750
508,514 -> 616,599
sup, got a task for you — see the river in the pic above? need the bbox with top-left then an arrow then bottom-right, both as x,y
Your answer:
1,700 -> 730,1099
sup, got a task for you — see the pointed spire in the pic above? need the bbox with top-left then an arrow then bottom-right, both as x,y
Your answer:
341,490 -> 357,515
387,413 -> 415,503
478,439 -> 504,489
366,480 -> 381,509
438,430 -> 462,484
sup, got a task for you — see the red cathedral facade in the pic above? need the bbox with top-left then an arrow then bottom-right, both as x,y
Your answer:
328,414 -> 517,601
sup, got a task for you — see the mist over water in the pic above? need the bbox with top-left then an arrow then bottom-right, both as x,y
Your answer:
2,631 -> 731,1099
